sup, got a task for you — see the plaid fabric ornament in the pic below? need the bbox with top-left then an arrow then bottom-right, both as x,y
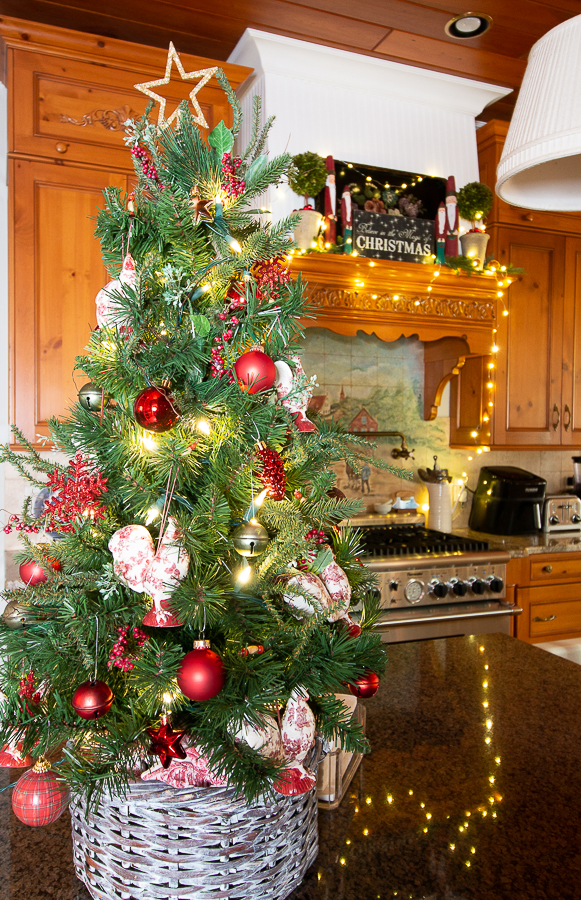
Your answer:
12,757 -> 69,826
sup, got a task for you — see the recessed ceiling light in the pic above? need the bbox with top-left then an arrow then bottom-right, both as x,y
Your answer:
445,12 -> 492,39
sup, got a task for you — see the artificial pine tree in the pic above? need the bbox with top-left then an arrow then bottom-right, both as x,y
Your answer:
0,64 -> 408,816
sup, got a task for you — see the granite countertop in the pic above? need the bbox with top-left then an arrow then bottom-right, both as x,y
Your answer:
454,527 -> 581,557
3,633 -> 581,899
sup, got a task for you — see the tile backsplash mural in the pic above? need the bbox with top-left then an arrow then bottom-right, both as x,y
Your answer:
301,327 -> 575,528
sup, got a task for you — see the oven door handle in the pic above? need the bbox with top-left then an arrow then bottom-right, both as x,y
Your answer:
373,605 -> 523,629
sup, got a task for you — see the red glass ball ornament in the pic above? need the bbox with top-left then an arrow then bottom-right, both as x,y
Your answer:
72,680 -> 114,719
12,759 -> 68,827
177,640 -> 225,701
133,386 -> 180,433
348,671 -> 380,699
19,558 -> 61,586
234,348 -> 276,394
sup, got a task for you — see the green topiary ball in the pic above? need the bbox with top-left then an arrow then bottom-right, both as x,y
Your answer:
288,152 -> 328,201
457,181 -> 494,225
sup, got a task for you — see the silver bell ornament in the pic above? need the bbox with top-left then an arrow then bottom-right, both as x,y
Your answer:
232,521 -> 269,557
78,382 -> 109,412
2,600 -> 34,630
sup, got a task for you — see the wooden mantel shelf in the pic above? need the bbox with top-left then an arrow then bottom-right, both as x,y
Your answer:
290,253 -> 498,420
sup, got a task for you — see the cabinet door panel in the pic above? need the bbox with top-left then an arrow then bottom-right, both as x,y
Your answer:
10,158 -> 127,446
561,237 -> 581,445
492,228 -> 565,445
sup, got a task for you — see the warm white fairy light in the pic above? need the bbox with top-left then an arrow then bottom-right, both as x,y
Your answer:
196,418 -> 211,435
237,563 -> 252,584
141,434 -> 157,452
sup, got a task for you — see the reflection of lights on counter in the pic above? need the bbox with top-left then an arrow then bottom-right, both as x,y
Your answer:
408,789 -> 413,795
423,827 -> 428,833
354,807 -> 359,813
366,797 -> 372,805
426,812 -> 432,820
483,701 -> 489,708
363,829 -> 369,836
465,861 -> 471,868
483,680 -> 488,688
484,664 -> 489,670
489,775 -> 495,784
459,826 -> 465,832
449,844 -> 455,851
420,802 -> 425,808
486,719 -> 493,730
482,810 -> 487,817
339,857 -> 346,866
493,812 -> 497,818
387,794 -> 393,804
479,646 -> 485,652
495,756 -> 501,764
485,736 -> 491,744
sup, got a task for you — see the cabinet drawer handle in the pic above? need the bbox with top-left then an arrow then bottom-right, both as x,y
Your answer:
533,614 -> 557,622
55,142 -> 68,154
552,404 -> 560,430
543,565 -> 553,573
522,213 -> 534,221
564,405 -> 571,431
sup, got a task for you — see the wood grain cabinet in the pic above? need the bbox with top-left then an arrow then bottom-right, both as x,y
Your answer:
511,553 -> 581,643
450,120 -> 581,449
0,16 -> 252,446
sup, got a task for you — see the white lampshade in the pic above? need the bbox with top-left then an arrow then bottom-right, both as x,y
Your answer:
496,14 -> 581,211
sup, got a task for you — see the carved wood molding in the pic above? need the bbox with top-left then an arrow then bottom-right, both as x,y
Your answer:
60,106 -> 134,130
306,284 -> 495,321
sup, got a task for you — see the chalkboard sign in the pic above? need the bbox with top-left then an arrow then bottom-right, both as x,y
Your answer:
352,210 -> 435,263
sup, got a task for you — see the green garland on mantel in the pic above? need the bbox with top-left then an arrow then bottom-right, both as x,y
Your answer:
444,255 -> 524,277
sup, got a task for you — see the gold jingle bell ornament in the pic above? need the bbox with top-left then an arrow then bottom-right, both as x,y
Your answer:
78,382 -> 109,413
232,520 -> 269,558
2,600 -> 35,630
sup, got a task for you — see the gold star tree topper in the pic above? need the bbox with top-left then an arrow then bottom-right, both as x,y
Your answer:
135,42 -> 218,129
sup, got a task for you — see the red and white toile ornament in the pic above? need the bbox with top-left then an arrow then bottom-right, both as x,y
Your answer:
274,688 -> 317,797
274,358 -> 317,432
11,757 -> 69,826
0,689 -> 31,766
283,571 -> 331,617
95,253 -> 136,329
233,714 -> 283,760
142,519 -> 189,627
319,558 -> 351,622
108,524 -> 155,592
141,743 -> 228,788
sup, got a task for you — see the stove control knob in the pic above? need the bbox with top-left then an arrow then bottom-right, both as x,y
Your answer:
452,581 -> 468,597
572,514 -> 581,524
549,515 -> 560,525
469,579 -> 485,595
431,581 -> 448,598
389,581 -> 399,592
487,577 -> 504,593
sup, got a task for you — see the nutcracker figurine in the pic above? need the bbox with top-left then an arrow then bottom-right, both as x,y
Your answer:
444,176 -> 459,257
435,201 -> 447,264
341,185 -> 353,253
324,155 -> 337,244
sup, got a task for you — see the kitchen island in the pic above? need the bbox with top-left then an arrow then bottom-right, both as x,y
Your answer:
2,634 -> 580,900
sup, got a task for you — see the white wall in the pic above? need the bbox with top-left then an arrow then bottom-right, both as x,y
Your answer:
229,30 -> 512,220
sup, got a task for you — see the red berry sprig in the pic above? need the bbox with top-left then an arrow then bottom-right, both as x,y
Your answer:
107,625 -> 148,671
3,515 -> 39,535
221,153 -> 245,199
131,144 -> 163,187
256,444 -> 286,501
19,670 -> 41,710
305,528 -> 327,544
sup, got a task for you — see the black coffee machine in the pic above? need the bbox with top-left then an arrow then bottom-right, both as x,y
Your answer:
469,466 -> 547,535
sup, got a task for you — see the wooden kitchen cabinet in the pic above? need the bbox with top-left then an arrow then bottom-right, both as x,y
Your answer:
1,16 -> 252,447
511,552 -> 581,643
449,120 -> 581,449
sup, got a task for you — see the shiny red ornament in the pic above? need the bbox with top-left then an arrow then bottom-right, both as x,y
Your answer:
134,386 -> 180,433
12,758 -> 68,826
339,617 -> 362,639
146,720 -> 187,769
348,671 -> 380,699
72,680 -> 114,719
19,557 -> 60,586
177,640 -> 225,701
234,348 -> 276,394
255,443 -> 286,500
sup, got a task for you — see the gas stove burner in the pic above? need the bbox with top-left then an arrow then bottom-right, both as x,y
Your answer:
360,524 -> 489,558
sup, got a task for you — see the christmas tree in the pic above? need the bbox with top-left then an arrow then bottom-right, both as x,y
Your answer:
0,62 -> 408,818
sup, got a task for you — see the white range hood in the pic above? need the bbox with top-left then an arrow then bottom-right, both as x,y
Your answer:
229,30 -> 512,220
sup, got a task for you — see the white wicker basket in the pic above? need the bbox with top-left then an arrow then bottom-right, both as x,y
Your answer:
70,779 -> 318,900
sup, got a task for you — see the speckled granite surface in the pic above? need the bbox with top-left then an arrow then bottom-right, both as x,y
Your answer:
3,634 -> 581,900
454,527 -> 581,556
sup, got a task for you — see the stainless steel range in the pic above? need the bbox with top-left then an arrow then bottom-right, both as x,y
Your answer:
351,516 -> 520,643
